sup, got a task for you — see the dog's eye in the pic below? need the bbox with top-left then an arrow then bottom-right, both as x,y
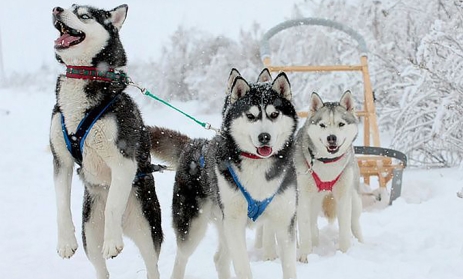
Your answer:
246,113 -> 255,120
79,14 -> 91,20
319,123 -> 326,128
339,122 -> 345,127
269,112 -> 279,119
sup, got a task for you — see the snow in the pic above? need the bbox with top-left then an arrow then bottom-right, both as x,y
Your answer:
2,1 -> 463,278
1,85 -> 463,279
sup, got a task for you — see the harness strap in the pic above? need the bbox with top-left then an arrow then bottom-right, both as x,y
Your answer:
226,163 -> 276,222
311,171 -> 342,192
61,95 -> 120,166
305,156 -> 345,192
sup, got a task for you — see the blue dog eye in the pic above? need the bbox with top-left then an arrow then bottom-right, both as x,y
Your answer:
80,14 -> 91,19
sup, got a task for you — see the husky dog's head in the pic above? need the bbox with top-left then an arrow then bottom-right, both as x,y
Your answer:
52,4 -> 128,67
223,68 -> 297,158
304,91 -> 358,158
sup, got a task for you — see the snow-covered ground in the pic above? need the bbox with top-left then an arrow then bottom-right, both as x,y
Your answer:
1,85 -> 463,279
1,0 -> 463,278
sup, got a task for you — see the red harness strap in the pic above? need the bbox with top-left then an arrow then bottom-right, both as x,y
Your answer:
306,156 -> 344,192
311,171 -> 342,192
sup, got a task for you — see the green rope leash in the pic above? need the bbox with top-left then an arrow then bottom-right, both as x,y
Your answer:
128,81 -> 221,134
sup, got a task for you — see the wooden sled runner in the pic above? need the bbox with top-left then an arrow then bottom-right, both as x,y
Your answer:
260,18 -> 407,205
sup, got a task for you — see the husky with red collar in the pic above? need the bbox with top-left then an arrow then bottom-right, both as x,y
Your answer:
295,91 -> 363,262
49,4 -> 162,279
149,68 -> 298,279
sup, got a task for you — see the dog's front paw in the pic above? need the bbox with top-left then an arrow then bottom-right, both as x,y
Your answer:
297,254 -> 308,263
57,235 -> 78,259
263,250 -> 278,261
102,237 -> 124,259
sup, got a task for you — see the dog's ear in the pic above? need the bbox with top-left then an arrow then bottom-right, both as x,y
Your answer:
109,4 -> 128,30
257,68 -> 272,83
340,90 -> 355,111
226,68 -> 241,94
271,72 -> 292,100
310,92 -> 324,112
230,76 -> 250,103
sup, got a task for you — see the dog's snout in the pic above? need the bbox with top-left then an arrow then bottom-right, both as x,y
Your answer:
53,7 -> 64,15
258,133 -> 271,145
327,134 -> 337,145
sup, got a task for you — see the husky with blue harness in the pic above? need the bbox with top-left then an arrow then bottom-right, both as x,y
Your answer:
149,68 -> 299,279
49,4 -> 163,279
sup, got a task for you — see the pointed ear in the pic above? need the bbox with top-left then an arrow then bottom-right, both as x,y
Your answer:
340,90 -> 355,111
110,4 -> 128,30
226,68 -> 241,94
257,68 -> 272,83
230,76 -> 250,103
271,72 -> 292,100
310,92 -> 324,113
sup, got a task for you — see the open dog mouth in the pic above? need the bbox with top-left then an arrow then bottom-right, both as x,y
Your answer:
325,139 -> 345,154
327,145 -> 340,154
256,146 -> 273,157
54,20 -> 85,49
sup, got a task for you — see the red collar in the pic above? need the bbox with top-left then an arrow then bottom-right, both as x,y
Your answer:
317,154 -> 344,164
240,151 -> 264,159
65,65 -> 129,83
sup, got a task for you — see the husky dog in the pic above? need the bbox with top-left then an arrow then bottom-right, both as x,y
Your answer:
49,5 -> 162,279
295,91 -> 363,263
150,69 -> 298,279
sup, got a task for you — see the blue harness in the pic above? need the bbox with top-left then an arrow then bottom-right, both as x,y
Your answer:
226,162 -> 276,222
61,95 -> 120,167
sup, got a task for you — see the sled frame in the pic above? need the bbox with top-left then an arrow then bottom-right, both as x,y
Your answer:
260,18 -> 407,204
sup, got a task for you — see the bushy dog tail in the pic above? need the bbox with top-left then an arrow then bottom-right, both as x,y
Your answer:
322,193 -> 337,223
148,126 -> 191,169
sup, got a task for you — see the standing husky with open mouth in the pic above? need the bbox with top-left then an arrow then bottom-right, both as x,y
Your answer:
295,91 -> 364,263
150,69 -> 298,279
49,4 -> 163,279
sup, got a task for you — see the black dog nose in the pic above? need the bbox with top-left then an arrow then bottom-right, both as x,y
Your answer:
53,7 -> 64,15
327,134 -> 337,144
258,133 -> 271,144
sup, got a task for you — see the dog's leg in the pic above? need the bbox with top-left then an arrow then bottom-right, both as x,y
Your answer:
297,194 -> 311,263
351,191 -> 364,243
336,193 -> 353,252
254,225 -> 263,249
171,204 -> 210,279
124,187 -> 162,279
102,157 -> 137,259
223,216 -> 252,279
275,218 -> 297,279
82,187 -> 109,279
214,221 -> 231,279
262,223 -> 277,261
53,155 -> 78,259
309,196 -> 322,248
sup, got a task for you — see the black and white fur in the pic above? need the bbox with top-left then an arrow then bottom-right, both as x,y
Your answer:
294,91 -> 363,262
49,5 -> 162,279
150,69 -> 298,279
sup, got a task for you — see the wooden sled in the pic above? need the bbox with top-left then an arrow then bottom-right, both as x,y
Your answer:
260,18 -> 407,205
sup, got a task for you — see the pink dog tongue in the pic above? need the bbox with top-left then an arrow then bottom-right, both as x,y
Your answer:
257,146 -> 273,157
55,33 -> 79,47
